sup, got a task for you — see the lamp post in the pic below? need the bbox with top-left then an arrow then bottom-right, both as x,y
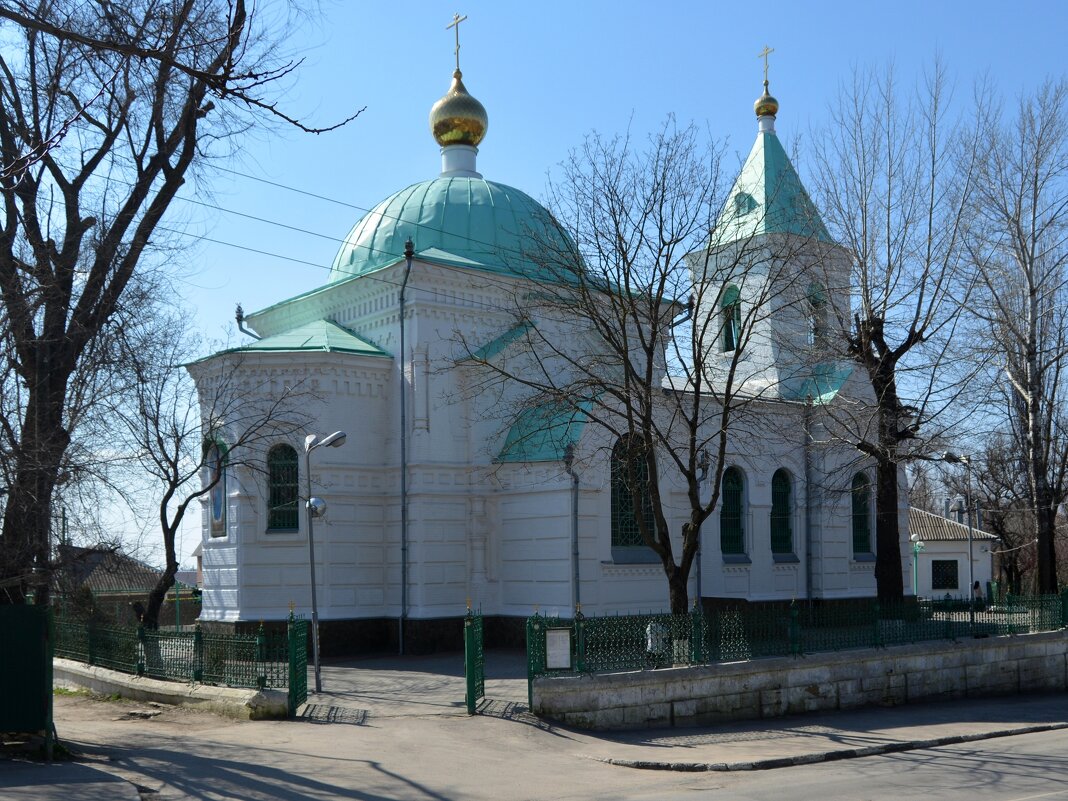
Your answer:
910,531 -> 925,597
943,451 -> 975,626
304,430 -> 347,694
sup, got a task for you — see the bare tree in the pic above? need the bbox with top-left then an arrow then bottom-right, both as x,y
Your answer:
0,1 -> 358,602
461,121 -> 819,613
808,63 -> 987,601
108,313 -> 311,628
966,80 -> 1068,594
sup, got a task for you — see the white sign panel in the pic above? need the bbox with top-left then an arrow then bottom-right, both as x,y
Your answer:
545,628 -> 572,670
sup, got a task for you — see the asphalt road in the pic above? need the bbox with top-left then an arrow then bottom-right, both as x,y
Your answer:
616,729 -> 1068,801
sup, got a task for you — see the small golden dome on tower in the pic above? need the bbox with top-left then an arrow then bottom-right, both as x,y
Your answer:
754,79 -> 779,118
429,69 -> 488,148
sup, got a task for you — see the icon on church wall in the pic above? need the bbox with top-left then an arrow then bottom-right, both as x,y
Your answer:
208,443 -> 227,537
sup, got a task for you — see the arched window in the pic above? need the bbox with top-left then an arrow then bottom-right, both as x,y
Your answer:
720,467 -> 745,555
721,285 -> 741,353
611,435 -> 655,557
207,441 -> 228,537
770,469 -> 793,554
851,472 -> 872,554
267,445 -> 300,531
807,282 -> 827,346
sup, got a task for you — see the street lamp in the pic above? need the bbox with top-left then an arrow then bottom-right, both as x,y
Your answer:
943,451 -> 975,626
305,430 -> 347,694
910,530 -> 925,598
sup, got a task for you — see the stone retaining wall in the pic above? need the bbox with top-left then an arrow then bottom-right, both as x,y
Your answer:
53,658 -> 289,720
533,631 -> 1068,730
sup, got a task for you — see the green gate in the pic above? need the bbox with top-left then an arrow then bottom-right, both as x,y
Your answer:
464,606 -> 484,715
0,605 -> 54,758
287,613 -> 309,716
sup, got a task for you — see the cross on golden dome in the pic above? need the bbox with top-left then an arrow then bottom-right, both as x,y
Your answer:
758,45 -> 774,83
447,13 -> 468,72
754,44 -> 779,119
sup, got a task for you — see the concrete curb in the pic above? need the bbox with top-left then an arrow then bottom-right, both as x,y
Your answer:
594,722 -> 1068,772
53,658 -> 289,720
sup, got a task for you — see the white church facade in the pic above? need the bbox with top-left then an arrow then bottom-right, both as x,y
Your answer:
190,57 -> 911,651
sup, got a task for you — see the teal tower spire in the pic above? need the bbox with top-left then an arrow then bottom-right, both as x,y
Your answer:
714,60 -> 829,245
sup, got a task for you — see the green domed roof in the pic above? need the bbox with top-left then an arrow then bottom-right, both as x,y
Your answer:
328,177 -> 581,284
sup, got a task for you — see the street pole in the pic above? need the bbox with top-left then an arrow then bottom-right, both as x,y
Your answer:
303,430 -> 347,695
965,463 -> 975,628
304,445 -> 322,694
943,452 -> 976,629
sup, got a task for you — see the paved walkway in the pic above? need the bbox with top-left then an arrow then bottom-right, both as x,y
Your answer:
8,649 -> 1068,798
268,648 -> 1068,770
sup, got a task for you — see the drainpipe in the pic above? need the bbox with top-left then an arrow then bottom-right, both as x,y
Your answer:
235,304 -> 261,340
563,444 -> 580,610
399,239 -> 414,654
803,397 -> 814,600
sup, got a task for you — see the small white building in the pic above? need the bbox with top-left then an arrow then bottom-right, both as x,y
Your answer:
908,507 -> 996,599
189,58 -> 911,651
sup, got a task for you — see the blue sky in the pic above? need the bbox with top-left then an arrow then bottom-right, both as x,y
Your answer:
160,0 -> 1063,564
178,1 -> 1063,342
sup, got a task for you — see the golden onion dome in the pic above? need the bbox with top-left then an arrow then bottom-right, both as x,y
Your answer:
754,79 -> 779,118
429,69 -> 488,148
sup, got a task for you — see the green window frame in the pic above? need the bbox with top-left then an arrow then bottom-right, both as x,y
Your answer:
720,467 -> 745,555
931,560 -> 959,591
611,435 -> 655,554
851,472 -> 872,554
721,285 -> 741,352
770,469 -> 793,554
267,444 -> 300,531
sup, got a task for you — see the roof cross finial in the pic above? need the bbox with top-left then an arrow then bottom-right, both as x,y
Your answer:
758,45 -> 774,85
447,13 -> 468,73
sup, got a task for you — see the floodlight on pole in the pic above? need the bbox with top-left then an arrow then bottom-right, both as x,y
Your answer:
304,430 -> 347,694
910,530 -> 925,597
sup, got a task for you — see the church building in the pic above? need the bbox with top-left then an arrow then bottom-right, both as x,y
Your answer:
189,44 -> 911,651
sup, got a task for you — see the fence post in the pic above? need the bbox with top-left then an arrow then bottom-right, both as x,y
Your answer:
690,600 -> 705,663
1061,588 -> 1068,628
526,611 -> 542,711
872,601 -> 882,648
193,624 -> 203,682
136,620 -> 145,676
87,619 -> 96,667
256,622 -> 267,690
464,606 -> 476,715
574,606 -> 585,674
789,601 -> 801,656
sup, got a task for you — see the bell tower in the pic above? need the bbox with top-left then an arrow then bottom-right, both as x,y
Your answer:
692,57 -> 853,400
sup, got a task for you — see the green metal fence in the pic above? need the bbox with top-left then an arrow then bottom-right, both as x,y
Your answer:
287,616 -> 308,715
528,592 -> 1068,686
464,607 -> 485,715
55,613 -> 307,703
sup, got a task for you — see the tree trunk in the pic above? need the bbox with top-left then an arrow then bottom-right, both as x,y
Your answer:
1035,493 -> 1059,593
0,375 -> 70,604
874,455 -> 905,602
666,565 -> 689,615
143,562 -> 178,630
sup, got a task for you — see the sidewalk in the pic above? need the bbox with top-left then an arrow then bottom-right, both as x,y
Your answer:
302,649 -> 1068,770
18,650 -> 1068,799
